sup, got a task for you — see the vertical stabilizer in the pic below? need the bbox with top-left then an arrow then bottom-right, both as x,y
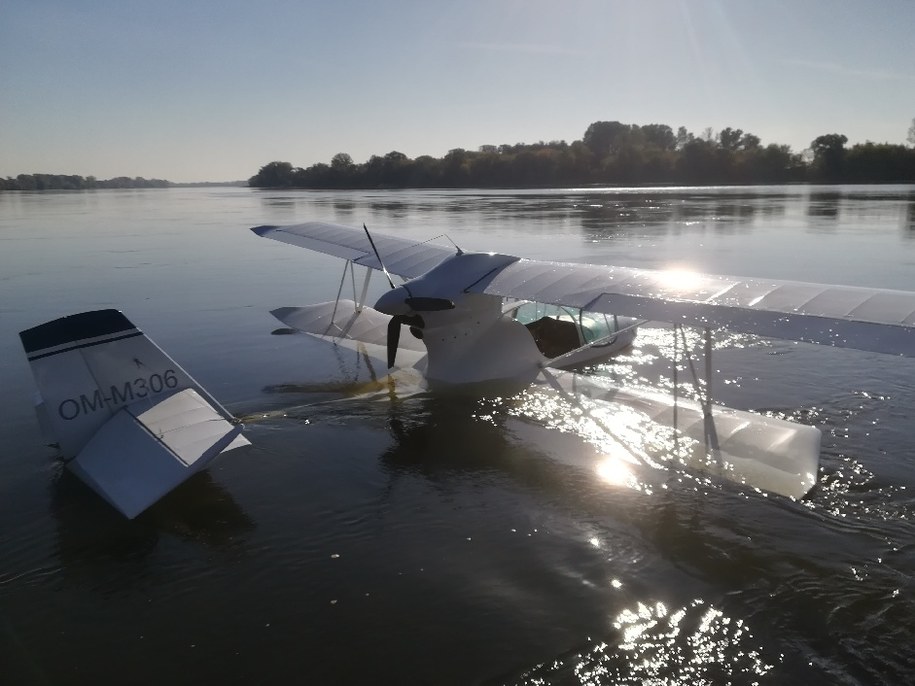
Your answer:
20,310 -> 249,518
20,310 -> 225,457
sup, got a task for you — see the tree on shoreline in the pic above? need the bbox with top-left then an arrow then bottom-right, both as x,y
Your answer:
249,121 -> 915,189
0,174 -> 170,191
6,120 -> 913,191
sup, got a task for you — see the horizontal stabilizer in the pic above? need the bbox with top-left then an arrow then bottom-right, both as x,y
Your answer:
69,389 -> 249,519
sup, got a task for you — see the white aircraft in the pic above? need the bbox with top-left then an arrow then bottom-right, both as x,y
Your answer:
19,220 -> 915,517
19,310 -> 249,518
250,221 -> 915,500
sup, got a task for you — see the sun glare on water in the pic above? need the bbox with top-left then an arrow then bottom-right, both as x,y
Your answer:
595,453 -> 639,489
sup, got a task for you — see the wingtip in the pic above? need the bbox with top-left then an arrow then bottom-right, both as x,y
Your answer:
250,225 -> 276,237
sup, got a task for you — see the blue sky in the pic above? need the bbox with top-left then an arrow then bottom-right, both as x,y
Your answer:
2,0 -> 913,182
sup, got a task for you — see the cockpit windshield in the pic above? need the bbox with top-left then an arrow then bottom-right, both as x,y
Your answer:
511,301 -> 622,344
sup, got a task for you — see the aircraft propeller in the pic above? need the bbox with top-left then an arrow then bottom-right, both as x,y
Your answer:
386,314 -> 424,368
363,224 -> 454,368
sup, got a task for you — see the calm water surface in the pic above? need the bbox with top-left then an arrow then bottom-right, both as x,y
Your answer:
1,186 -> 915,684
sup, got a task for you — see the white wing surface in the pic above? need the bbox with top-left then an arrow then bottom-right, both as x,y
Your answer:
251,221 -> 915,357
269,300 -> 428,373
475,259 -> 915,357
271,300 -> 425,353
541,371 -> 821,499
252,222 -> 455,279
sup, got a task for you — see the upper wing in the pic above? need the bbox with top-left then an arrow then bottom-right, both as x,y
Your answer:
251,221 -> 455,279
474,259 -> 915,357
251,221 -> 915,357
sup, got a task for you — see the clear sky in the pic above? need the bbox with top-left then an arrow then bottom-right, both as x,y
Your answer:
2,0 -> 914,182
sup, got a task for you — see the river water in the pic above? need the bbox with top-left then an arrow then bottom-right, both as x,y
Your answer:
1,185 -> 914,684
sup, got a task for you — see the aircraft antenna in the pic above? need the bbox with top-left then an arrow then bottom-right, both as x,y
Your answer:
420,233 -> 462,254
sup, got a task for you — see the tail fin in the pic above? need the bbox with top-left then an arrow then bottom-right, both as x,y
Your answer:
20,310 -> 249,518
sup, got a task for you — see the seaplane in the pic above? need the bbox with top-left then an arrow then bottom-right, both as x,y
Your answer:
18,220 -> 915,518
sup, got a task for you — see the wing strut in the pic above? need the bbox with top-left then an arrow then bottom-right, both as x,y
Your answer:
671,325 -> 720,462
325,260 -> 376,340
702,327 -> 720,460
357,263 -> 373,311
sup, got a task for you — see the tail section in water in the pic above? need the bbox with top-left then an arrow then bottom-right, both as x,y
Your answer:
20,310 -> 249,518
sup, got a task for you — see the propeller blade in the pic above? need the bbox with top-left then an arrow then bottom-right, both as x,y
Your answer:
386,314 -> 424,369
404,297 -> 455,312
363,223 -> 396,290
387,315 -> 402,368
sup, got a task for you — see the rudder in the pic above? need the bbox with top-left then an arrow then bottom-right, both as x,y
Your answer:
19,310 -> 249,518
20,310 -> 212,458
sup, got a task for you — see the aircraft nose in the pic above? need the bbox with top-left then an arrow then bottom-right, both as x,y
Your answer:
374,286 -> 412,316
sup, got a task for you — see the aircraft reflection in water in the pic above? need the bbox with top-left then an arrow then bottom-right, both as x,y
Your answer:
50,467 -> 255,562
277,384 -> 776,685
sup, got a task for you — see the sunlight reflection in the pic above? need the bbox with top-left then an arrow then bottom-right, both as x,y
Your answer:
655,267 -> 704,294
483,316 -> 818,500
504,384 -> 715,496
509,388 -> 656,494
514,598 -> 773,684
513,597 -> 773,683
606,599 -> 772,682
595,454 -> 638,489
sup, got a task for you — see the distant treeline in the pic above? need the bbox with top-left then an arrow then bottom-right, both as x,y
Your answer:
249,121 -> 915,189
0,174 -> 170,191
